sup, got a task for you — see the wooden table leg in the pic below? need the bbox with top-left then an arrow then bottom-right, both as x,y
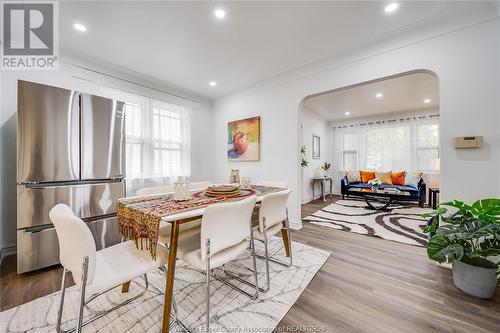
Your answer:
162,222 -> 180,333
281,221 -> 291,257
121,281 -> 130,293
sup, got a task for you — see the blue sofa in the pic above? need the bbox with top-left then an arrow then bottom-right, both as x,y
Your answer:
341,175 -> 426,207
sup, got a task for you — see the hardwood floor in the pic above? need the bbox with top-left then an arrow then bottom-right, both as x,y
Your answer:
1,196 -> 499,332
277,197 -> 500,333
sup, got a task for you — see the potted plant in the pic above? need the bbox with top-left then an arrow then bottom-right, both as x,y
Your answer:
321,162 -> 331,177
423,198 -> 500,299
368,178 -> 382,192
300,146 -> 309,167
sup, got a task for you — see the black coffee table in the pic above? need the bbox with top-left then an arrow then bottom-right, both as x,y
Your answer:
347,187 -> 413,211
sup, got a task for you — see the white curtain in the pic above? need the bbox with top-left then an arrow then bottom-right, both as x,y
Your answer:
331,116 -> 439,192
101,87 -> 192,195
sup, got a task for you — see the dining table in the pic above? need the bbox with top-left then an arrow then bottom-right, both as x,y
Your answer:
116,185 -> 291,333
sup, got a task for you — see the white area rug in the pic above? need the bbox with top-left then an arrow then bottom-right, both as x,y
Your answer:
303,199 -> 429,247
0,239 -> 330,332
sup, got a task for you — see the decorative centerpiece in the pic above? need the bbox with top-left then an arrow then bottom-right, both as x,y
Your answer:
173,181 -> 190,201
204,185 -> 241,198
241,177 -> 252,190
368,178 -> 382,192
229,169 -> 240,184
321,162 -> 331,177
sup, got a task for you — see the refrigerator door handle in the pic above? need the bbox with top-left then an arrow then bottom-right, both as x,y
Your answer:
23,227 -> 55,235
70,91 -> 81,179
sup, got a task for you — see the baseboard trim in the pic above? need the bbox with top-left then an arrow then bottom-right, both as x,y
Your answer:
0,245 -> 17,263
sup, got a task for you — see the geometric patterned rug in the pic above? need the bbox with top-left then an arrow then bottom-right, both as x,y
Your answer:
303,199 -> 429,247
0,238 -> 330,332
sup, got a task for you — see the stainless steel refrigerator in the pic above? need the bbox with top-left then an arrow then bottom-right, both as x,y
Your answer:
16,80 -> 125,273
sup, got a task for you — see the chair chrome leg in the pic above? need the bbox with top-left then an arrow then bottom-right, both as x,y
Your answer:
61,274 -> 150,333
205,239 -> 211,332
249,221 -> 260,299
76,256 -> 89,333
262,227 -> 271,293
215,219 -> 262,298
56,268 -> 67,333
285,209 -> 293,267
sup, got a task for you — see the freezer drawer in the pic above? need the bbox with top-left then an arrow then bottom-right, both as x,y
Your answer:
17,80 -> 80,183
17,181 -> 124,229
17,227 -> 60,273
17,217 -> 122,273
81,94 -> 125,180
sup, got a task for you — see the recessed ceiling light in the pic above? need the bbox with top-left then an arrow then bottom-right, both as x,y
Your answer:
385,3 -> 399,13
424,99 -> 431,104
214,9 -> 226,19
209,81 -> 217,87
375,93 -> 383,99
73,23 -> 87,32
344,111 -> 351,116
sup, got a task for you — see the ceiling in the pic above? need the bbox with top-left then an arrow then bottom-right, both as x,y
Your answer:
59,1 -> 498,98
304,71 -> 439,121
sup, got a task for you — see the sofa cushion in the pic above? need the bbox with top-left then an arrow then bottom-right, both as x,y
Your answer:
375,171 -> 392,185
391,185 -> 418,192
346,170 -> 361,183
391,171 -> 406,186
405,171 -> 423,187
348,183 -> 418,192
360,170 -> 375,183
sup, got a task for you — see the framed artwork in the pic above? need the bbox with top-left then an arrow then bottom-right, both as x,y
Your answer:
227,116 -> 261,161
312,134 -> 320,159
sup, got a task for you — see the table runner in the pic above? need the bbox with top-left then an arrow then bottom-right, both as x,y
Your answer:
117,185 -> 283,259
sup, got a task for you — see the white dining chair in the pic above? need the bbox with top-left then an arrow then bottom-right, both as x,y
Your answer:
49,204 -> 173,333
255,180 -> 288,188
175,196 -> 259,331
253,189 -> 293,292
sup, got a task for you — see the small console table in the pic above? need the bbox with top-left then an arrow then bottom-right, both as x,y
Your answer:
428,188 -> 440,209
312,177 -> 333,202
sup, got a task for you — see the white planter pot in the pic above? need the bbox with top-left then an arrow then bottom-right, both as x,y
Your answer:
452,259 -> 497,299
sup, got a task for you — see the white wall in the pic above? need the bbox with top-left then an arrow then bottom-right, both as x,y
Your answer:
213,19 -> 500,228
0,60 -> 213,252
301,108 -> 331,203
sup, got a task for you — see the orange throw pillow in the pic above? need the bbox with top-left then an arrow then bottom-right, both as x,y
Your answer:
392,171 -> 406,186
360,170 -> 375,183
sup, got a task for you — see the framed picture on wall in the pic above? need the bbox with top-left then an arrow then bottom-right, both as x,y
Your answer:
227,116 -> 261,161
312,134 -> 320,159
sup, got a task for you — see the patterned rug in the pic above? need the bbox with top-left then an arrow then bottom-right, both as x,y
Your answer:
0,239 -> 330,333
303,199 -> 429,247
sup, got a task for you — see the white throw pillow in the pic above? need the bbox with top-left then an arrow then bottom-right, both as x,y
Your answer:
346,171 -> 361,183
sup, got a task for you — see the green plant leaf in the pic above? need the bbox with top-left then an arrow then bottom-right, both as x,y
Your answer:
421,207 -> 447,219
427,235 -> 464,263
471,198 -> 500,223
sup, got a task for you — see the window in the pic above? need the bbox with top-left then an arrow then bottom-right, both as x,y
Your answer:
102,87 -> 191,195
365,125 -> 410,171
333,116 -> 439,176
342,133 -> 357,170
417,123 -> 439,171
152,104 -> 182,176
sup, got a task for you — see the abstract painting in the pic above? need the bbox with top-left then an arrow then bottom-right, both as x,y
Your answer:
227,116 -> 261,161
